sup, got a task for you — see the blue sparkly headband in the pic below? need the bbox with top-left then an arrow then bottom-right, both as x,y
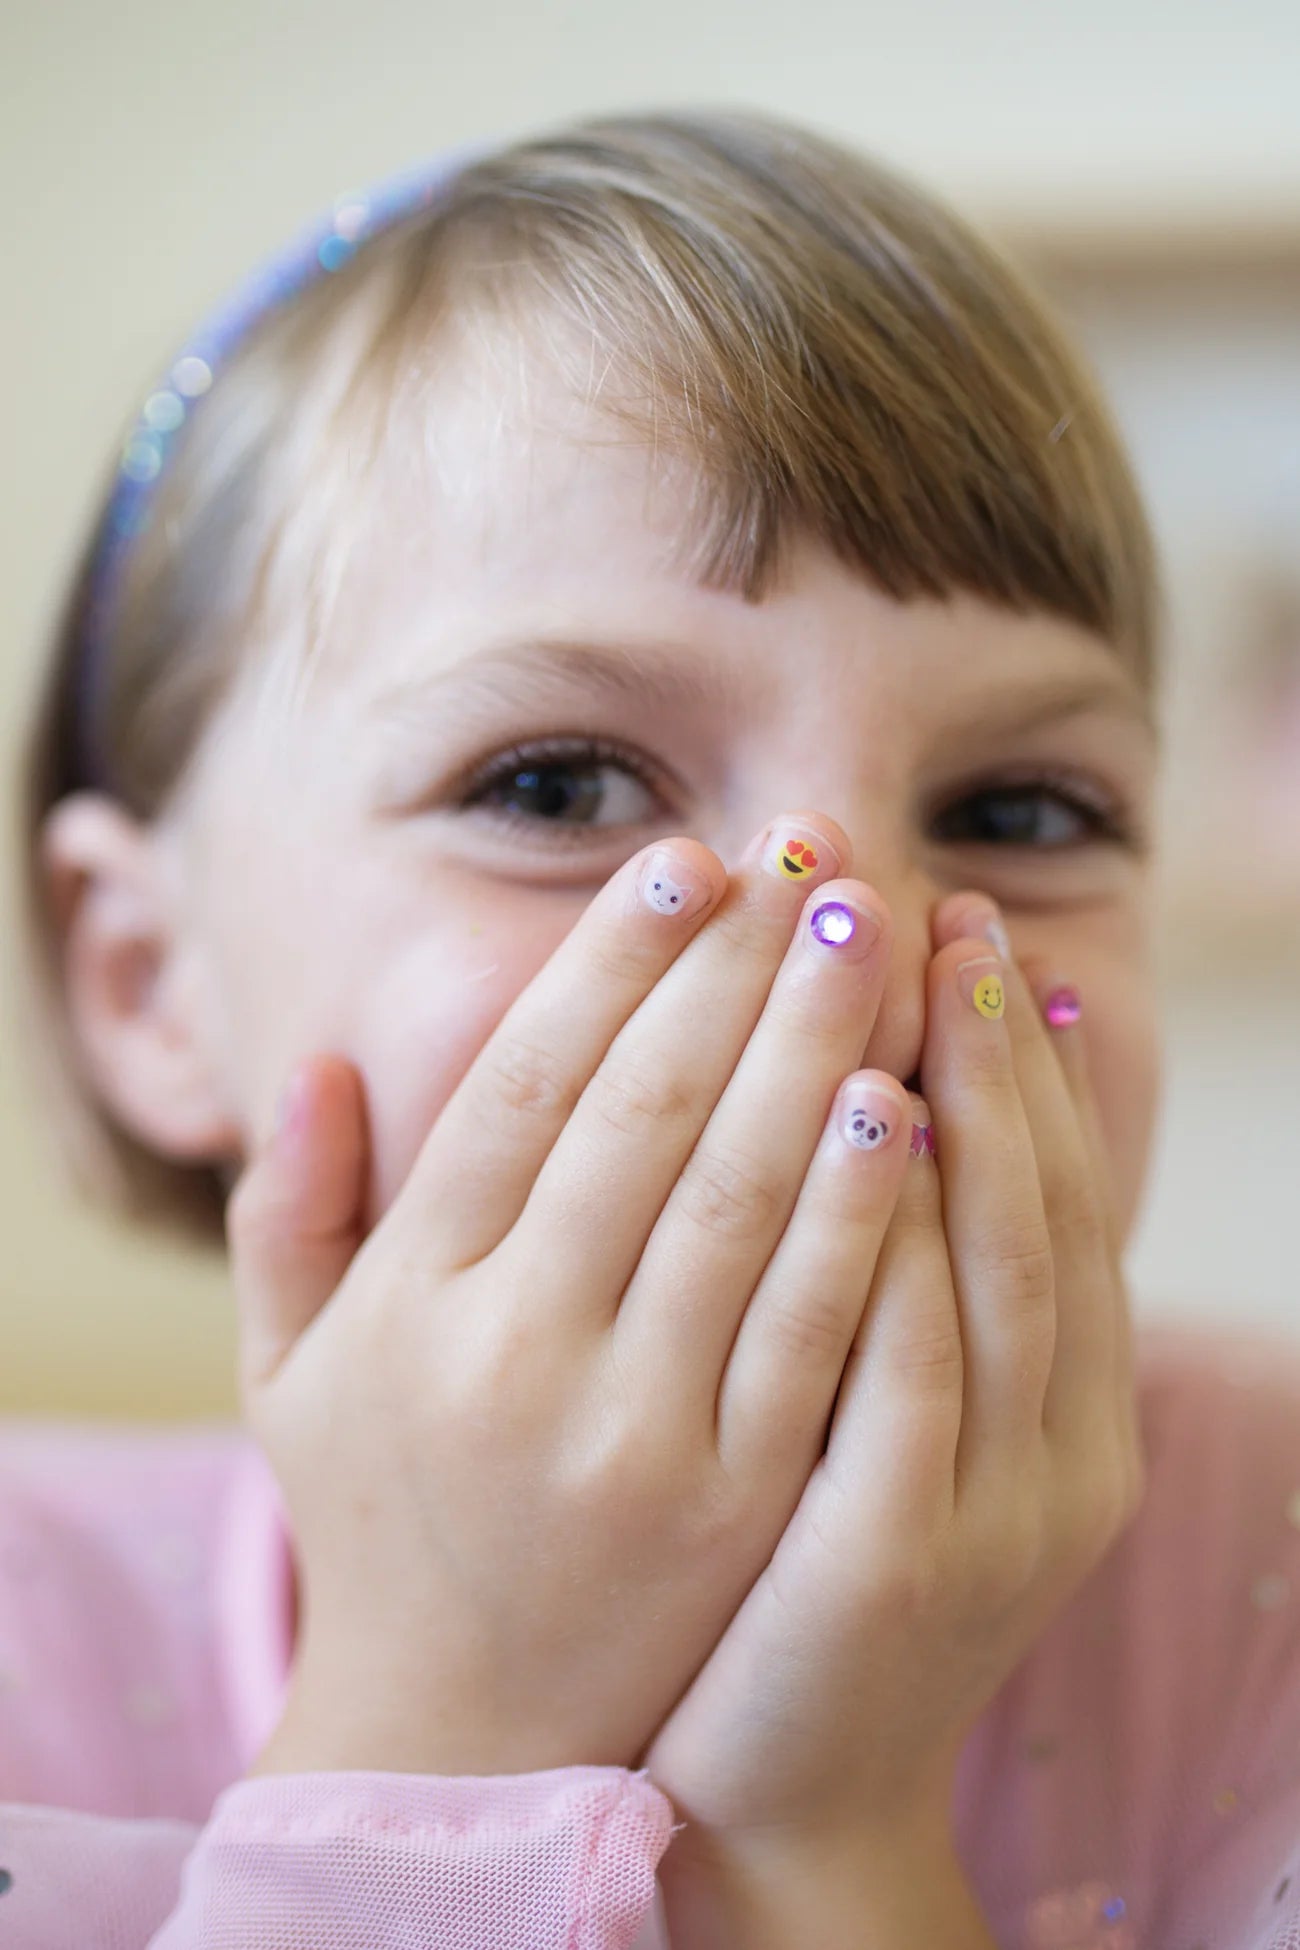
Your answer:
72,138 -> 495,792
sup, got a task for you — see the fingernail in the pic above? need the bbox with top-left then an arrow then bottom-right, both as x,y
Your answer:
748,820 -> 843,887
275,1069 -> 310,1143
981,906 -> 1011,961
907,1093 -> 936,1159
838,1078 -> 900,1150
1044,983 -> 1082,1027
804,895 -> 884,958
957,956 -> 1005,1018
638,847 -> 711,920
955,899 -> 1010,960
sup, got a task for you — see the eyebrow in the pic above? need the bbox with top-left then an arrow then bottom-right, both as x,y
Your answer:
954,667 -> 1159,747
367,633 -> 1158,743
368,637 -> 741,735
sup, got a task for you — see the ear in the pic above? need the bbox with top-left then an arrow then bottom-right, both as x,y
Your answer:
38,793 -> 243,1164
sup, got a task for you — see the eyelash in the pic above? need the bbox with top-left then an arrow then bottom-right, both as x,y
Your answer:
457,735 -> 1137,850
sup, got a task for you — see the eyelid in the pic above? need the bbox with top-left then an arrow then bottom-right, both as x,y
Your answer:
933,763 -> 1142,847
455,732 -> 674,805
444,738 -> 1143,853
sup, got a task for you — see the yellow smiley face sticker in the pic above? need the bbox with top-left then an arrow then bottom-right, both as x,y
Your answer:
973,973 -> 1005,1019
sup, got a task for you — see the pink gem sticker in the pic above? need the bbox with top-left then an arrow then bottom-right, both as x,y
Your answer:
1044,985 -> 1082,1028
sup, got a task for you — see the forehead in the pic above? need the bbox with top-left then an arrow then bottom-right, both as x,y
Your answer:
292,310 -> 1151,744
356,315 -> 702,596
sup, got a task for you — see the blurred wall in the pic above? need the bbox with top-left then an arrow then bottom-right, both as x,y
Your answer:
3,0 -> 1297,1421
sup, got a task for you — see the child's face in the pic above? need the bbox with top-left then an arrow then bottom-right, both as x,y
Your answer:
148,335 -> 1162,1242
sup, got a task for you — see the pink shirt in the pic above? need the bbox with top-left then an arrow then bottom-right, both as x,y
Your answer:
1,1318 -> 1297,1949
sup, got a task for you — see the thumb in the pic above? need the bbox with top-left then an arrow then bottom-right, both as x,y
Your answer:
225,1053 -> 370,1398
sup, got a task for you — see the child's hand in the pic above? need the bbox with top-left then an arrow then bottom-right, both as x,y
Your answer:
636,897 -> 1147,1850
227,812 -> 920,1779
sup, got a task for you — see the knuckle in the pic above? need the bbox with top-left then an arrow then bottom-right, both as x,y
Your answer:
585,927 -> 667,990
485,1035 -> 576,1123
879,1311 -> 965,1392
677,1144 -> 784,1242
979,1223 -> 1054,1310
1041,1458 -> 1132,1586
758,1287 -> 852,1366
956,1053 -> 1018,1122
443,1307 -> 543,1435
979,1496 -> 1046,1604
763,987 -> 846,1052
1050,1175 -> 1107,1253
590,1055 -> 700,1138
706,900 -> 785,976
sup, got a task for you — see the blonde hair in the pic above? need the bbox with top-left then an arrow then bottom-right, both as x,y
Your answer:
11,106 -> 1160,1255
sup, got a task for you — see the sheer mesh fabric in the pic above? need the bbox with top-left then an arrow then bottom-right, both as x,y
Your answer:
0,1320 -> 1296,1948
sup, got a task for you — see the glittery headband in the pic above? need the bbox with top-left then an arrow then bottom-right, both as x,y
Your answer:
72,137 -> 495,792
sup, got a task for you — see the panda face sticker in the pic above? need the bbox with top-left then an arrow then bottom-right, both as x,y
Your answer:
844,1107 -> 890,1150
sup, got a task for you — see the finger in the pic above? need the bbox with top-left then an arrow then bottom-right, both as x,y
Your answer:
611,877 -> 894,1386
920,940 -> 1056,1480
1021,965 -> 1143,1491
823,1092 -> 965,1544
935,900 -> 1117,1462
402,836 -> 728,1268
506,814 -> 851,1321
225,1054 -> 369,1395
683,1065 -> 912,1478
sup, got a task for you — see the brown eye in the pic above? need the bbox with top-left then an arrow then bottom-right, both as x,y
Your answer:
462,738 -> 664,834
933,782 -> 1128,848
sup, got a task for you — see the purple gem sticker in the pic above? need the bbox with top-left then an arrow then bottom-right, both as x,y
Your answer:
809,900 -> 856,947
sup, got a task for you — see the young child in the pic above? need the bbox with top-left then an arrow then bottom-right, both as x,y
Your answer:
5,108 -> 1299,1950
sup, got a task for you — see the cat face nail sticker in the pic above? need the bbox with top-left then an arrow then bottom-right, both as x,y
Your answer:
645,868 -> 691,914
639,852 -> 704,919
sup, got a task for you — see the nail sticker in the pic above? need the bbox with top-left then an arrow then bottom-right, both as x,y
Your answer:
778,837 -> 819,879
1044,985 -> 1081,1027
910,1122 -> 936,1158
644,866 -> 693,915
809,899 -> 856,947
844,1105 -> 890,1149
973,973 -> 1005,1019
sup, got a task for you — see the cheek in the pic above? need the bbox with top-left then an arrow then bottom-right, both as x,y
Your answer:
352,913 -> 568,1227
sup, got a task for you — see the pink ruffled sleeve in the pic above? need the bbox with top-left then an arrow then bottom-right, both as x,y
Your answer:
0,1421 -> 675,1947
1,1767 -> 675,1948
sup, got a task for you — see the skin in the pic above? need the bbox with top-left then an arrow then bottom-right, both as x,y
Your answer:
42,327 -> 1162,1244
40,320 -> 1165,1932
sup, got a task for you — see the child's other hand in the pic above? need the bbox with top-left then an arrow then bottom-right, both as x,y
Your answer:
636,898 -> 1147,1850
227,811 -> 920,1779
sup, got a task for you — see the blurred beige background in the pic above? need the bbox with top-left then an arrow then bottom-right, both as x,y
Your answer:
3,0 -> 1297,1422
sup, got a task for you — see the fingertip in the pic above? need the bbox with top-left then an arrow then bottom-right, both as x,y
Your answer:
273,1062 -> 314,1154
1041,981 -> 1084,1032
850,1067 -> 910,1119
